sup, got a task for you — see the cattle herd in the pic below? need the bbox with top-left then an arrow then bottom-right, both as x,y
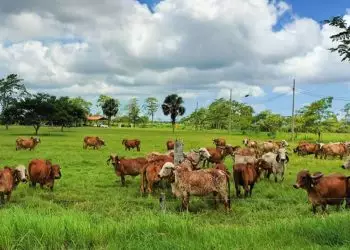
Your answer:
1,135 -> 350,214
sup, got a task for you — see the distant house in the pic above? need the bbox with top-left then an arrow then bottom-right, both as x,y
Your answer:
86,115 -> 108,126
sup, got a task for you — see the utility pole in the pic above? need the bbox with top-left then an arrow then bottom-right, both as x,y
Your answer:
228,88 -> 232,134
291,79 -> 296,141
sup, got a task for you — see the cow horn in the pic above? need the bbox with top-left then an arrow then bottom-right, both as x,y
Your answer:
311,173 -> 323,179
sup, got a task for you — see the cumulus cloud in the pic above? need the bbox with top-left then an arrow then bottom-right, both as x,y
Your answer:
0,0 -> 348,109
272,86 -> 293,95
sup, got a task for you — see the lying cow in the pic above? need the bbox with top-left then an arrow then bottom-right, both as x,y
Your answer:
0,165 -> 28,204
122,139 -> 141,151
260,148 -> 289,182
158,162 -> 230,212
83,136 -> 105,149
107,155 -> 147,186
293,170 -> 350,213
28,159 -> 61,191
234,160 -> 264,197
16,137 -> 41,151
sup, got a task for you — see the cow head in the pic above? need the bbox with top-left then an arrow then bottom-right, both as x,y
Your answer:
243,138 -> 249,146
51,164 -> 62,179
293,147 -> 299,153
122,139 -> 127,145
213,139 -> 218,145
293,170 -> 323,189
281,140 -> 288,147
341,158 -> 350,169
276,148 -> 289,164
158,162 -> 175,179
14,165 -> 28,183
107,154 -> 117,166
97,137 -> 105,146
198,147 -> 211,160
31,137 -> 41,144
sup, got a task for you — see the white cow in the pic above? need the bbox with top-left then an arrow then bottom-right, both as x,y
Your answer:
261,148 -> 289,182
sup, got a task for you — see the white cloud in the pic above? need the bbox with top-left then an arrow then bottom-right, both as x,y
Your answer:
272,86 -> 293,95
0,0 -> 349,108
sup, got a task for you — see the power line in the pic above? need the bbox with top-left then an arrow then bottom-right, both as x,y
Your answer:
297,88 -> 350,102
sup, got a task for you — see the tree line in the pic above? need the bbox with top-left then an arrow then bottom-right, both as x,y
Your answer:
0,74 -> 187,134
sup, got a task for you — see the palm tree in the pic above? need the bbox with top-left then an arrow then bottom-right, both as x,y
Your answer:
162,94 -> 186,133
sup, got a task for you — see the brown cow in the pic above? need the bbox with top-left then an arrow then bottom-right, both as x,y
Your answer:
140,154 -> 174,194
203,145 -> 239,168
319,143 -> 348,160
214,163 -> 230,177
242,138 -> 258,149
0,166 -> 28,204
234,160 -> 264,197
28,159 -> 61,191
293,142 -> 321,158
16,137 -> 41,151
122,139 -> 141,151
293,170 -> 350,213
83,136 -> 105,149
213,138 -> 226,147
166,140 -> 175,151
107,155 -> 147,186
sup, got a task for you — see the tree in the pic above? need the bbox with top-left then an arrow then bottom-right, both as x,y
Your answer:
181,107 -> 208,130
162,94 -> 186,133
297,97 -> 334,141
53,97 -> 86,131
325,16 -> 350,62
343,103 -> 350,124
102,98 -> 119,126
0,74 -> 29,129
6,93 -> 56,135
97,95 -> 112,108
70,97 -> 92,115
143,97 -> 159,123
127,98 -> 140,127
253,110 -> 284,134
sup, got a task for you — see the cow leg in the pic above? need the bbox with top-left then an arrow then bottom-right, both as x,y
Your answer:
213,192 -> 218,209
121,176 -> 126,186
202,160 -> 206,168
40,183 -> 44,189
244,184 -> 249,198
0,194 -> 4,205
321,204 -> 327,213
249,184 -> 254,197
312,205 -> 317,214
147,181 -> 153,194
235,184 -> 241,198
6,193 -> 11,202
30,182 -> 37,188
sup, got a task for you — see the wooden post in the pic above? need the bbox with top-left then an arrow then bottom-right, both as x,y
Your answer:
174,139 -> 184,165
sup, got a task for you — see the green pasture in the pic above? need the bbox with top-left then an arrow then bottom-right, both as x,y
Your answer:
0,126 -> 350,249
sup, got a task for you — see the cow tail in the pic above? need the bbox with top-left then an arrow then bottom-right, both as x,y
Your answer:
226,172 -> 231,209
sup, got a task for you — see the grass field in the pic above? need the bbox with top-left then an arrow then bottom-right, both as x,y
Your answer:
0,126 -> 350,249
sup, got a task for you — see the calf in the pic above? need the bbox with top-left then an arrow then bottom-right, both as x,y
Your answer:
83,136 -> 105,149
166,140 -> 175,151
0,166 -> 28,204
261,148 -> 289,182
122,139 -> 141,151
203,145 -> 236,168
293,170 -> 350,213
107,155 -> 147,186
16,137 -> 41,151
233,160 -> 264,197
158,162 -> 230,212
28,159 -> 61,191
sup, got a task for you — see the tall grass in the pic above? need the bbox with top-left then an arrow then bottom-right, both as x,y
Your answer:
0,126 -> 349,249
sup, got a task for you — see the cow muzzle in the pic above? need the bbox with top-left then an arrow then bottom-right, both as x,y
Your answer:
21,178 -> 27,183
293,184 -> 300,189
342,165 -> 346,169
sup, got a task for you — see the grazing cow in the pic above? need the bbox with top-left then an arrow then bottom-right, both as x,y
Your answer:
166,140 -> 175,151
122,139 -> 141,151
107,155 -> 147,186
28,159 -> 61,191
260,148 -> 289,182
341,158 -> 350,169
83,136 -> 105,149
203,145 -> 238,168
293,170 -> 350,213
213,138 -> 226,147
0,166 -> 28,204
16,137 -> 41,151
319,143 -> 348,160
294,142 -> 322,158
260,141 -> 280,154
158,162 -> 230,212
233,160 -> 264,197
